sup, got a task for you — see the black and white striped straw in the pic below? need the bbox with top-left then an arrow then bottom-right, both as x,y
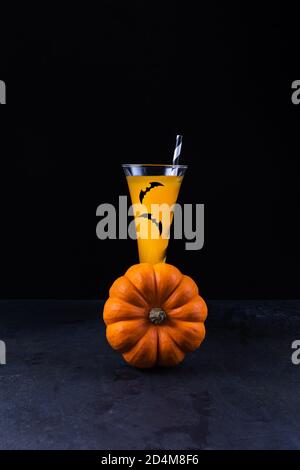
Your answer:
172,134 -> 183,166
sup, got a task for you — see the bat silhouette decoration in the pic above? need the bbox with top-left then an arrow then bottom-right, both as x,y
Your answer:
139,181 -> 164,204
137,213 -> 163,236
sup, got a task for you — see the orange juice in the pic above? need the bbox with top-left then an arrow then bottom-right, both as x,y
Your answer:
126,175 -> 183,263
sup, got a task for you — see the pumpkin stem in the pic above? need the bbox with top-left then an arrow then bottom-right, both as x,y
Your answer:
149,307 -> 166,325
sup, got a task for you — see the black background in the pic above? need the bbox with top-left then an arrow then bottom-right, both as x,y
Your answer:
0,1 -> 299,300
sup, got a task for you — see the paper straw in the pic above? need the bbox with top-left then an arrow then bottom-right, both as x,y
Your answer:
172,134 -> 183,166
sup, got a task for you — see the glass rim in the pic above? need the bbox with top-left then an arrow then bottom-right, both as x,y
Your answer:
122,163 -> 188,169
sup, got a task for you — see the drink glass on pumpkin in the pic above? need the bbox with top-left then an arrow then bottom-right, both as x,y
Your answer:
122,164 -> 187,264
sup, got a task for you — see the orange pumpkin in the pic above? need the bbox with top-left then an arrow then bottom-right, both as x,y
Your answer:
103,263 -> 207,368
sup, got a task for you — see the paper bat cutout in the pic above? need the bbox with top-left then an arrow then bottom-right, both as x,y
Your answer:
139,181 -> 164,204
137,213 -> 163,236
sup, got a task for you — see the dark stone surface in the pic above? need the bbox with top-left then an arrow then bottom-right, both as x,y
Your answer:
0,300 -> 300,450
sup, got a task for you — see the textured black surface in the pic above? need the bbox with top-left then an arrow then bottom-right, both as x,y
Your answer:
0,300 -> 300,450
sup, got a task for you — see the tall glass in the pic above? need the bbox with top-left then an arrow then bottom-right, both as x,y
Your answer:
122,164 -> 187,264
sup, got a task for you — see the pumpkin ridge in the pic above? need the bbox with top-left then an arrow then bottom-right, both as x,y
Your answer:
167,318 -> 204,328
158,326 -> 182,352
165,295 -> 207,322
164,320 -> 206,352
160,276 -> 183,306
123,326 -> 158,368
157,327 -> 185,366
163,275 -> 199,310
163,275 -> 187,307
153,268 -> 158,306
153,263 -> 183,305
160,324 -> 185,354
106,319 -> 149,353
156,324 -> 160,366
109,276 -> 148,308
156,327 -> 161,364
124,275 -> 150,305
103,298 -> 147,325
